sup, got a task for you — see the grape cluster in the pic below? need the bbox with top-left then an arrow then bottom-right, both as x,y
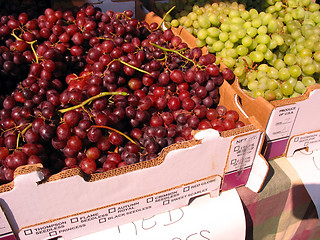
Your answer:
158,0 -> 320,101
0,4 -> 241,184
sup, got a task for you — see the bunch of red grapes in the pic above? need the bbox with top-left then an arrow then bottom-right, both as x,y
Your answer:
0,4 -> 243,184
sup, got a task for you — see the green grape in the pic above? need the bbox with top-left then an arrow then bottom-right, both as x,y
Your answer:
188,12 -> 198,21
274,59 -> 286,70
257,71 -> 267,80
264,49 -> 274,61
294,80 -> 307,94
249,8 -> 259,18
267,67 -> 279,79
258,26 -> 268,35
272,34 -> 284,45
264,90 -> 276,101
252,17 -> 262,28
198,14 -> 211,28
274,2 -> 283,11
309,3 -> 320,12
197,28 -> 208,40
287,77 -> 297,88
212,40 -> 225,52
289,65 -> 302,78
267,39 -> 278,50
247,70 -> 258,81
196,38 -> 206,47
219,31 -> 229,42
249,51 -> 264,62
205,36 -> 216,45
209,14 -> 220,26
300,56 -> 313,66
248,40 -> 258,51
236,45 -> 249,56
220,22 -> 230,32
256,44 -> 268,53
302,64 -> 316,75
192,20 -> 199,29
234,64 -> 246,76
242,35 -> 253,47
241,56 -> 253,67
236,28 -> 247,39
302,76 -> 316,87
278,67 -> 291,81
253,89 -> 265,98
266,6 -> 276,14
226,48 -> 238,58
222,56 -> 236,68
171,19 -> 180,27
248,80 -> 259,90
207,27 -> 220,38
243,22 -> 252,30
229,32 -> 239,43
258,81 -> 268,91
229,9 -> 240,18
241,11 -> 250,20
184,17 -> 193,27
257,64 -> 269,72
247,27 -> 258,38
267,78 -> 279,90
273,89 -> 283,100
280,81 -> 294,96
262,13 -> 273,26
224,40 -> 234,49
256,34 -> 271,44
292,7 -> 305,20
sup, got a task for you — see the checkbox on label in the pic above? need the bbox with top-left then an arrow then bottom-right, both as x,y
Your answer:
163,200 -> 170,205
183,186 -> 190,192
147,197 -> 153,203
99,218 -> 107,223
109,207 -> 116,213
24,229 -> 32,236
71,217 -> 79,223
49,231 -> 57,236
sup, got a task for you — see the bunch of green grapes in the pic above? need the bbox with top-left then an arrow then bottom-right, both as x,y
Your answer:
160,0 -> 320,101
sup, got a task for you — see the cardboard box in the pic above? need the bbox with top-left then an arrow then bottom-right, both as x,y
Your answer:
0,82 -> 268,240
232,81 -> 320,160
137,8 -> 320,161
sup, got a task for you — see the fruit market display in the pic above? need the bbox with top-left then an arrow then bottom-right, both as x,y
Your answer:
156,0 -> 320,101
0,4 -> 243,185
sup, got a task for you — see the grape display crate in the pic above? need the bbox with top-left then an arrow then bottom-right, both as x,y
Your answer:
231,82 -> 320,160
137,5 -> 320,161
0,81 -> 268,240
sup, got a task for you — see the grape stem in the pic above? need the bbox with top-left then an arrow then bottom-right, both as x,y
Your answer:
118,59 -> 151,75
150,43 -> 199,68
58,92 -> 129,113
91,125 -> 143,149
11,29 -> 39,63
157,6 -> 176,30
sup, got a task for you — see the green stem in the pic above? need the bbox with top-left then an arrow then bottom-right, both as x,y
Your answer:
157,6 -> 176,30
59,92 -> 129,113
118,59 -> 151,75
150,42 -> 198,67
91,125 -> 143,148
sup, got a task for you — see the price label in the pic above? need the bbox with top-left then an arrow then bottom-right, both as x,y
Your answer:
266,105 -> 299,140
226,132 -> 262,173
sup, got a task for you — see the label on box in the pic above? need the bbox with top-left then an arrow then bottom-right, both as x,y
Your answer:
0,206 -> 16,240
225,132 -> 261,173
18,176 -> 221,240
74,189 -> 245,240
286,130 -> 320,157
266,104 -> 299,140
